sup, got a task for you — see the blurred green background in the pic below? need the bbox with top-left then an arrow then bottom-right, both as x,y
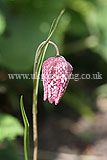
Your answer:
0,0 -> 107,159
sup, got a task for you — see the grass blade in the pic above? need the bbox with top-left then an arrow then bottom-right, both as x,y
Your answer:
20,96 -> 29,160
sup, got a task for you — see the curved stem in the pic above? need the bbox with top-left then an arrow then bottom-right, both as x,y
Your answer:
33,41 -> 59,160
36,41 -> 59,57
32,41 -> 59,160
32,10 -> 64,160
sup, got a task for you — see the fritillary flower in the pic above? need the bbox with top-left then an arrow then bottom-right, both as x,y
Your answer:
42,55 -> 73,105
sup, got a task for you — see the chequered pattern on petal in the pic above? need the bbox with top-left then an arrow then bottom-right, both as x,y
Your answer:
42,56 -> 73,105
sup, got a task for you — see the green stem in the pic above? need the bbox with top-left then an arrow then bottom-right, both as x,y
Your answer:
32,10 -> 64,160
33,70 -> 38,160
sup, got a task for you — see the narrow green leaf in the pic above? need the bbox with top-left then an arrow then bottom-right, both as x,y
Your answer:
48,18 -> 56,36
20,96 -> 29,160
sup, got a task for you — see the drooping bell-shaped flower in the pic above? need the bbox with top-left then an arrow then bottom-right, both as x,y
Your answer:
42,55 -> 73,105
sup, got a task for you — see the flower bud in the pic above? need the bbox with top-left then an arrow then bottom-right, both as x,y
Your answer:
42,56 -> 73,105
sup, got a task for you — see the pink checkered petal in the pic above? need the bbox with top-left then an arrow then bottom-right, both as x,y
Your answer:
42,56 -> 73,105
